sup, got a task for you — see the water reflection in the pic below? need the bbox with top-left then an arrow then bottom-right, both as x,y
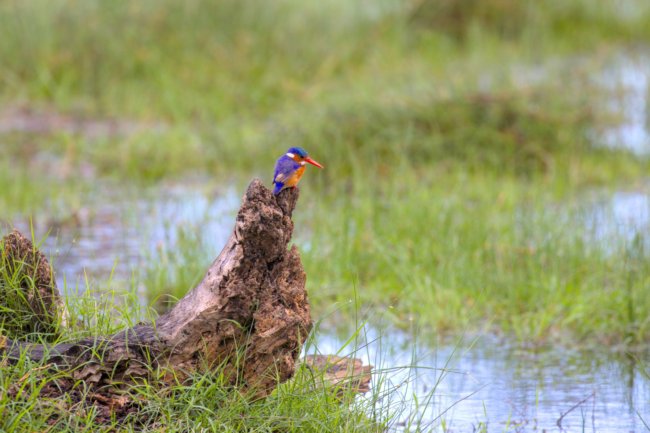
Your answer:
5,175 -> 650,431
10,182 -> 239,293
580,188 -> 650,250
6,180 -> 650,431
599,52 -> 650,155
312,325 -> 650,432
10,182 -> 650,295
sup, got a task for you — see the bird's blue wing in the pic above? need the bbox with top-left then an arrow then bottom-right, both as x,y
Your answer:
273,156 -> 299,183
273,156 -> 299,194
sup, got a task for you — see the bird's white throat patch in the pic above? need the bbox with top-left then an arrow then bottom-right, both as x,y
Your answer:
300,161 -> 306,165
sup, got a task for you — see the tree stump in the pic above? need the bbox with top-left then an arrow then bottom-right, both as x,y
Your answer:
1,179 -> 313,420
0,230 -> 67,341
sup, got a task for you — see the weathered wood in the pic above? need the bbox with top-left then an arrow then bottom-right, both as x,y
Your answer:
1,179 -> 373,423
1,179 -> 313,420
0,230 -> 67,341
304,354 -> 372,396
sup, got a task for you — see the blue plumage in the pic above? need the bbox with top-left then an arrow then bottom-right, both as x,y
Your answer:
273,155 -> 300,195
272,147 -> 323,195
287,147 -> 309,158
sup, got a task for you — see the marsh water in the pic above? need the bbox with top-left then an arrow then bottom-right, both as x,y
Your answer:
5,54 -> 650,431
316,327 -> 650,432
9,178 -> 650,432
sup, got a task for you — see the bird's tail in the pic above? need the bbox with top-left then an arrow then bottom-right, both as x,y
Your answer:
273,182 -> 284,195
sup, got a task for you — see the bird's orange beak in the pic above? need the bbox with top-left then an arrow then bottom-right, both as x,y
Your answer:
305,157 -> 324,168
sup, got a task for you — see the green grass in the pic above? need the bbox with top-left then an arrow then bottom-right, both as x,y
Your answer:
0,266 -> 429,432
133,166 -> 650,347
1,0 -> 648,345
1,0 -> 648,120
301,174 -> 650,347
0,352 -> 388,432
0,0 -> 650,344
142,223 -> 212,311
1,0 -> 650,429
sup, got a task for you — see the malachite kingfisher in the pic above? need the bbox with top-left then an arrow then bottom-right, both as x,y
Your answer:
273,147 -> 323,195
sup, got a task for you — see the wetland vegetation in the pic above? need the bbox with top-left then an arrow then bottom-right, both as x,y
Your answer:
1,0 -> 650,431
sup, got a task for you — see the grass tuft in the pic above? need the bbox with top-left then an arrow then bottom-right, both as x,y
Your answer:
0,229 -> 64,341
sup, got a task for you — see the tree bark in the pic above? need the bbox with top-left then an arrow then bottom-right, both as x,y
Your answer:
0,229 -> 67,341
1,179 -> 313,421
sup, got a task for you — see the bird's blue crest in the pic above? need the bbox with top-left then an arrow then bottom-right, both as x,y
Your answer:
287,146 -> 309,157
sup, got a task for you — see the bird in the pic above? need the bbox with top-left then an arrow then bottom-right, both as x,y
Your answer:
273,147 -> 323,195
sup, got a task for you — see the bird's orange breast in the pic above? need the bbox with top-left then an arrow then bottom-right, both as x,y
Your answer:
284,165 -> 306,187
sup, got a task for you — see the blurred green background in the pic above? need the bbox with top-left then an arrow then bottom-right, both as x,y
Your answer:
1,0 -> 650,347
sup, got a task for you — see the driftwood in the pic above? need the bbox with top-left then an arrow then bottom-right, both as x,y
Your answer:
304,354 -> 372,396
0,179 -> 372,422
0,181 -> 306,418
0,230 -> 67,341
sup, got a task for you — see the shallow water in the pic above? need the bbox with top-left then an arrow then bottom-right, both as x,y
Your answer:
584,188 -> 650,248
15,179 -> 650,290
599,52 -> 650,155
3,51 -> 650,433
7,180 -> 650,432
11,181 -> 239,294
314,325 -> 650,432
